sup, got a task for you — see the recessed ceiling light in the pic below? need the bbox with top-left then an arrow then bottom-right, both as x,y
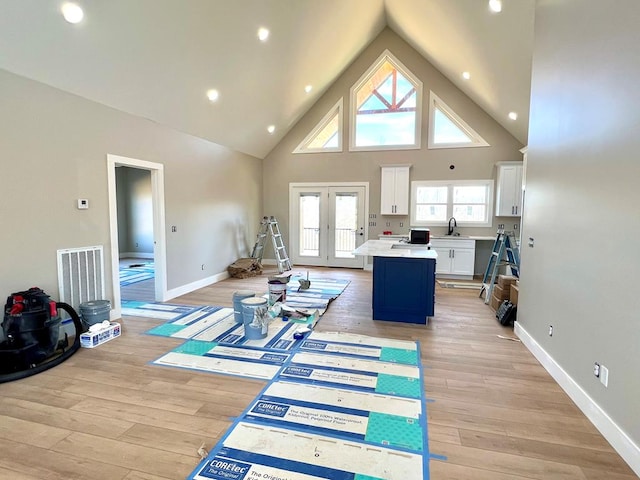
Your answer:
61,2 -> 84,24
257,27 -> 270,42
489,0 -> 502,13
267,125 -> 275,134
508,112 -> 518,120
206,89 -> 219,102
462,71 -> 471,80
304,85 -> 313,93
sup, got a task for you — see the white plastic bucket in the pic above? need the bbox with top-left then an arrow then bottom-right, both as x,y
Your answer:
244,321 -> 268,340
241,297 -> 268,326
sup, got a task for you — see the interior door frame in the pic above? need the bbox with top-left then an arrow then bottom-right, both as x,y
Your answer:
289,182 -> 369,269
107,154 -> 167,318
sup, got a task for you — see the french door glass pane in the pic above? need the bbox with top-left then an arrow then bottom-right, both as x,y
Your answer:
299,194 -> 319,256
334,193 -> 357,258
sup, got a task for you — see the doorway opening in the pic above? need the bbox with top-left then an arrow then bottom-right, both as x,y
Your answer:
107,154 -> 167,318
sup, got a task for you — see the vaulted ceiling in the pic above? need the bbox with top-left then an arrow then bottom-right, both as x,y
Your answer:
0,0 -> 535,159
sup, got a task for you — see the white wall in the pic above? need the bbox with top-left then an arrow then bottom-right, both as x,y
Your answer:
518,0 -> 640,469
0,68 -> 262,303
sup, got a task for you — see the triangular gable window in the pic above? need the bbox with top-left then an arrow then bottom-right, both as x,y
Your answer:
428,92 -> 489,149
293,98 -> 343,153
349,50 -> 422,151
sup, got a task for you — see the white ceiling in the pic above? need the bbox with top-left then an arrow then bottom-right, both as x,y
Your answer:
0,0 -> 535,159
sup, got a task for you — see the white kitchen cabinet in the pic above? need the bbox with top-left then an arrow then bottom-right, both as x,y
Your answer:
430,238 -> 475,279
380,165 -> 410,215
495,162 -> 523,217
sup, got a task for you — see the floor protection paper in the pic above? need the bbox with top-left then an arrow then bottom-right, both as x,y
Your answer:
146,306 -> 303,351
279,351 -> 423,399
187,333 -> 430,480
245,380 -> 425,452
153,340 -> 291,380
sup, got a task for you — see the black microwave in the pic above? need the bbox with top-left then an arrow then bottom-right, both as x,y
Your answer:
410,228 -> 430,244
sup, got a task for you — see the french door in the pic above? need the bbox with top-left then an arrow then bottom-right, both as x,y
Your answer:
290,183 -> 368,268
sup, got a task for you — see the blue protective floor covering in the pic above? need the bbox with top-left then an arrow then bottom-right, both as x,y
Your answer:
119,262 -> 155,286
182,331 -> 431,480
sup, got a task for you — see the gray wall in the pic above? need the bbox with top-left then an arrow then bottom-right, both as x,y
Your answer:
0,68 -> 262,302
263,28 -> 524,255
116,167 -> 153,256
520,0 -> 640,447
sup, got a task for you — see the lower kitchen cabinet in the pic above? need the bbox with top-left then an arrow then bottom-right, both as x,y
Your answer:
430,238 -> 475,279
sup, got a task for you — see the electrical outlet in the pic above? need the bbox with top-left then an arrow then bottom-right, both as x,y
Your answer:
528,237 -> 535,248
201,264 -> 205,270
594,362 -> 600,377
171,226 -> 177,232
513,224 -> 518,230
498,223 -> 504,229
548,325 -> 553,336
600,365 -> 609,387
399,222 -> 403,227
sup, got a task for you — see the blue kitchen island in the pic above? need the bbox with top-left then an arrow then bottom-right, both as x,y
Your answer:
354,240 -> 437,325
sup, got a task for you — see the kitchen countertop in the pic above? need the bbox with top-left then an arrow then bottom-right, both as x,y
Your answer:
354,240 -> 437,259
379,234 -> 496,241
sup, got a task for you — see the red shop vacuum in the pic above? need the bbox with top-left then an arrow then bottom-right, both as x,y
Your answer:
0,287 -> 83,383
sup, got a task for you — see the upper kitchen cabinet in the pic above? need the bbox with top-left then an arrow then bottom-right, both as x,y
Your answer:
495,162 -> 523,217
380,165 -> 410,215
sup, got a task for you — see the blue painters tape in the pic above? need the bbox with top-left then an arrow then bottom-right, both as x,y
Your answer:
429,453 -> 448,461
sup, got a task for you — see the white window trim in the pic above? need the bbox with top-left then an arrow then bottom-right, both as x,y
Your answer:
428,91 -> 489,149
293,98 -> 343,154
349,49 -> 423,152
410,179 -> 494,227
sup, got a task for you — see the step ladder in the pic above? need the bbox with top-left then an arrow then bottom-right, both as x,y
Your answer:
251,216 -> 292,273
479,230 -> 520,304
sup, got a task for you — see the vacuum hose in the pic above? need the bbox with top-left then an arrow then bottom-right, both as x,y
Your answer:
0,302 -> 83,384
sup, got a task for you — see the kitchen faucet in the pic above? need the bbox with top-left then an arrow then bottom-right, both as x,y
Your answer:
447,217 -> 457,235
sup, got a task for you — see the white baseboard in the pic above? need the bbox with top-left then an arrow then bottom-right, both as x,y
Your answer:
163,271 -> 230,301
514,322 -> 640,477
119,252 -> 154,260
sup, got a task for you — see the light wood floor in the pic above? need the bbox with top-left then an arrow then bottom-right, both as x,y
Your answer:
0,266 -> 636,479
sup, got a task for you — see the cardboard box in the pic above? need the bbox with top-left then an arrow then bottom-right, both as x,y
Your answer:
80,322 -> 121,348
490,292 -> 503,311
498,274 -> 518,288
493,283 -> 511,299
510,284 -> 519,306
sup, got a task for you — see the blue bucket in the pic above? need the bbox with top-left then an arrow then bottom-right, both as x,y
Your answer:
232,290 -> 255,323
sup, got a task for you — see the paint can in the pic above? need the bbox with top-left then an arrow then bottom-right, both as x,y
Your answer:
232,290 -> 255,323
244,320 -> 268,340
267,281 -> 287,306
241,297 -> 268,326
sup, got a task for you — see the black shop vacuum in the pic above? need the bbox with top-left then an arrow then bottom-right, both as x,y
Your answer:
0,287 -> 83,383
